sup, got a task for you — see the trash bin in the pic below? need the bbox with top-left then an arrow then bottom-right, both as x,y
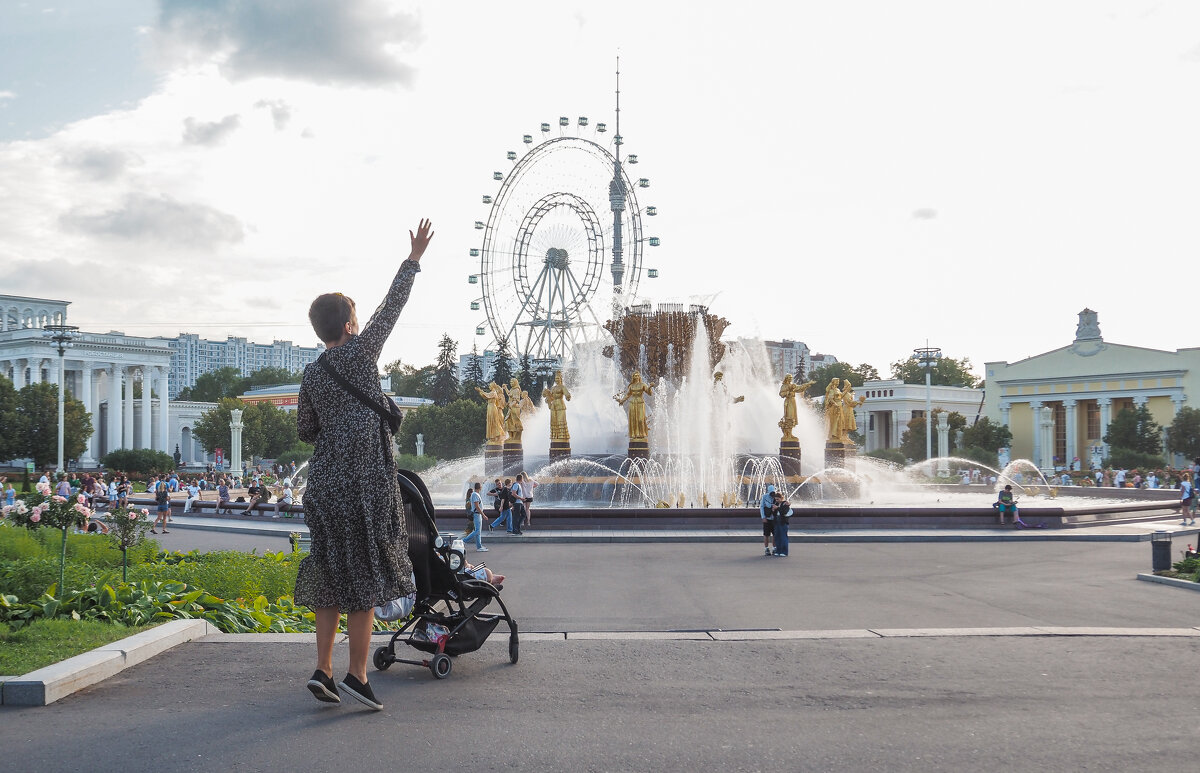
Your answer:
1151,530 -> 1172,572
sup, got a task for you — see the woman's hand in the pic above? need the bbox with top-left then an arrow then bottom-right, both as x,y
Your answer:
409,218 -> 434,262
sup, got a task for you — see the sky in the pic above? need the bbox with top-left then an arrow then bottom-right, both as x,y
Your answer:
2,0 -> 1199,380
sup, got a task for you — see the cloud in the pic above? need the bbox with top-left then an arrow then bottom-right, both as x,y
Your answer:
58,146 -> 142,182
60,193 -> 245,248
911,208 -> 938,220
154,0 -> 421,87
182,114 -> 241,145
0,90 -> 15,101
254,98 -> 292,130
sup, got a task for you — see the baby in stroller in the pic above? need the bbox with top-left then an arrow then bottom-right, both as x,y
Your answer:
372,470 -> 519,680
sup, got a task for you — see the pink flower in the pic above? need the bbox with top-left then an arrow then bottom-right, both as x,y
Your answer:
140,509 -> 149,516
36,482 -> 50,495
77,494 -> 87,504
1,505 -> 10,515
51,495 -> 66,503
128,512 -> 138,520
30,513 -> 40,523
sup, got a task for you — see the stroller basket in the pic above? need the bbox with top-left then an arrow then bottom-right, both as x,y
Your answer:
409,615 -> 503,656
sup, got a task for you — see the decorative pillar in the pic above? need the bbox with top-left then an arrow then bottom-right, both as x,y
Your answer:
105,365 -> 120,455
1039,405 -> 1055,471
936,412 -> 950,475
1030,401 -> 1043,469
230,408 -> 244,476
157,368 -> 170,453
80,363 -> 96,467
1061,399 -> 1076,470
122,366 -> 134,451
140,367 -> 152,449
1099,398 -> 1112,458
890,409 -> 899,450
13,358 -> 26,389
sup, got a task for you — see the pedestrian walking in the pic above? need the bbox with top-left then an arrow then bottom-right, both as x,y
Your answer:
461,481 -> 488,552
151,474 -> 171,533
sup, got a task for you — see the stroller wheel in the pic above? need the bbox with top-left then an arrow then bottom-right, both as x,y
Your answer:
430,653 -> 452,680
373,646 -> 392,671
509,634 -> 519,664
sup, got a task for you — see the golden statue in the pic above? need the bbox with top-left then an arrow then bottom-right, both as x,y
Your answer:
503,378 -> 535,444
778,374 -> 815,441
839,381 -> 866,444
477,381 -> 508,445
824,379 -> 844,442
713,371 -> 745,404
542,371 -> 572,442
615,371 -> 654,441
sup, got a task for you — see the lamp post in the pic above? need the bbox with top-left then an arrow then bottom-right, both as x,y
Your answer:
913,344 -> 941,463
43,324 -> 80,472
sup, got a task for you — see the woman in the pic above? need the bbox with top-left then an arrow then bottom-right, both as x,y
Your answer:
476,381 -> 508,446
824,379 -> 843,442
294,218 -> 432,711
615,371 -> 653,440
543,370 -> 572,442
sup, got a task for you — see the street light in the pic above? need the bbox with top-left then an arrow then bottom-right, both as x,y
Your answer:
43,324 -> 80,472
913,344 -> 941,463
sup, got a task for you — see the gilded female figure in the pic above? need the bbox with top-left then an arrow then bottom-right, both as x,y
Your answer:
504,378 -> 533,444
778,374 -> 815,441
615,371 -> 653,441
542,371 -> 572,442
824,379 -> 844,442
840,381 -> 866,442
476,381 -> 508,445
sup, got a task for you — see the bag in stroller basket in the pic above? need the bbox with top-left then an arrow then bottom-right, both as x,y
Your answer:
372,469 -> 519,680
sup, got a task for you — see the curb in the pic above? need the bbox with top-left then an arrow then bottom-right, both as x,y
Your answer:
0,618 -> 212,707
1136,573 -> 1200,591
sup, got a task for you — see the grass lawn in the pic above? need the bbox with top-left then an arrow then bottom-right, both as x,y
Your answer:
0,618 -> 156,676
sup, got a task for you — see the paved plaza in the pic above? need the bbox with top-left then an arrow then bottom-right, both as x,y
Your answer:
4,536 -> 1200,771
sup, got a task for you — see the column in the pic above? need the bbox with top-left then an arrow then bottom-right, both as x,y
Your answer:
46,358 -> 58,388
106,365 -> 121,455
890,410 -> 899,449
157,367 -> 170,454
1041,406 -> 1055,471
13,358 -> 26,389
140,366 -> 152,450
123,366 -> 134,451
80,363 -> 96,467
1064,399 -> 1077,470
1099,398 -> 1112,458
1030,401 -> 1042,468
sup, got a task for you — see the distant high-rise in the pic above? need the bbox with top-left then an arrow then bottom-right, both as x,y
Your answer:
160,333 -> 324,398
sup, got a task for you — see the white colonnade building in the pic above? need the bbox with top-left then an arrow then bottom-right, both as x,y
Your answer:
1,294 -> 176,467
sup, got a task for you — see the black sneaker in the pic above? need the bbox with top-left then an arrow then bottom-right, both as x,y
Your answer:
338,673 -> 383,710
306,669 -> 340,703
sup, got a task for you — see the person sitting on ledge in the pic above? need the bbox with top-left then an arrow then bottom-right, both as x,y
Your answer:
994,484 -> 1018,526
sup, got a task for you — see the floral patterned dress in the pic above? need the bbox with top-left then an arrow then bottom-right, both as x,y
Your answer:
293,260 -> 420,611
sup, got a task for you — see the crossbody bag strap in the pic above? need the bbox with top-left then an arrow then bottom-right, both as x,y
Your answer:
317,354 -> 393,425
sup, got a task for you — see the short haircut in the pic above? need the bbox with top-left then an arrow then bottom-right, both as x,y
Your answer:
308,293 -> 356,344
473,481 -> 482,490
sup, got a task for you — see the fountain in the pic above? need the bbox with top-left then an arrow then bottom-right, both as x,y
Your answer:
416,303 -> 1179,530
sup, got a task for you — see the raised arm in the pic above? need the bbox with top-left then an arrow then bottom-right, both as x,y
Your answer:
357,219 -> 435,361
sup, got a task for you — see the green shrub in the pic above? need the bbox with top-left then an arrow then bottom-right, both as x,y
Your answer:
275,442 -> 314,467
396,453 -> 438,472
1104,447 -> 1165,472
128,550 -> 301,602
864,448 -> 907,467
0,526 -> 45,561
100,448 -> 178,476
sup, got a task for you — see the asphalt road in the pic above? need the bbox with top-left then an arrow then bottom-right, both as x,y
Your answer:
5,536 -> 1200,771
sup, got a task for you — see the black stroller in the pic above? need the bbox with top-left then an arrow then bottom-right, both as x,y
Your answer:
372,469 -> 519,680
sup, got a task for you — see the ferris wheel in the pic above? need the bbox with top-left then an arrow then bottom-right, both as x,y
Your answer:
469,112 -> 660,365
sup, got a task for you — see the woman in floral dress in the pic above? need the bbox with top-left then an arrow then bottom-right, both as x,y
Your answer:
294,218 -> 433,710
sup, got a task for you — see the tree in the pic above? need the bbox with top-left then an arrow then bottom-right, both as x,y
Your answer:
960,416 -> 1013,454
396,399 -> 487,460
383,359 -> 434,399
804,362 -> 881,398
193,399 -> 299,461
15,382 -> 92,468
1168,407 -> 1200,461
899,409 -> 967,462
430,334 -> 460,407
0,374 -> 22,462
100,448 -> 177,475
242,367 -> 302,391
460,344 -> 485,402
177,367 -> 243,402
517,353 -> 537,405
890,354 -> 980,388
490,336 -> 514,388
1103,405 -> 1163,457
